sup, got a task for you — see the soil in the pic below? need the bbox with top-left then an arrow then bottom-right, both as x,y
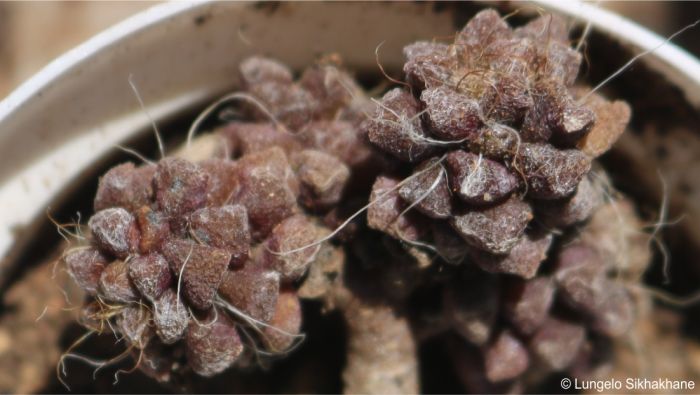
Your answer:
0,246 -> 82,393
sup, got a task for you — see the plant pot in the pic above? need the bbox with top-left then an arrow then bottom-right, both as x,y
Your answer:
0,1 -> 698,392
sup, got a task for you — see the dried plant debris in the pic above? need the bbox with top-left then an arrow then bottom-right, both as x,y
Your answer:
363,8 -> 650,392
342,300 -> 418,394
57,8 -> 653,394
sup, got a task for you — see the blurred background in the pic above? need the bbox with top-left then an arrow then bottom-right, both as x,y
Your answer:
1,1 -> 699,99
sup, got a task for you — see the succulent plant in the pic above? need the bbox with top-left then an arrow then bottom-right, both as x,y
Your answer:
362,9 -> 649,391
63,55 -> 379,381
61,8 -> 652,394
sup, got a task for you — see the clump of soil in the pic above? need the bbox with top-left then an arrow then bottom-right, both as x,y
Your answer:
0,249 -> 82,394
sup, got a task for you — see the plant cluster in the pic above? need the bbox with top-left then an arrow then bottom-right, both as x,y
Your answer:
63,55 -> 377,381
362,9 -> 644,391
62,8 -> 648,393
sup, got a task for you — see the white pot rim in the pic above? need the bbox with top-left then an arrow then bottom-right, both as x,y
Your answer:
5,0 -> 697,120
4,1 -> 699,124
0,1 -> 202,123
537,0 -> 700,107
